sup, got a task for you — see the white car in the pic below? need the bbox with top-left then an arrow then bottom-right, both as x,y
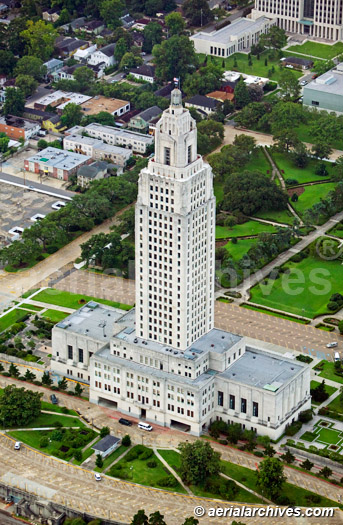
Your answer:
300,80 -> 308,86
14,442 -> 21,450
94,473 -> 102,481
327,342 -> 338,348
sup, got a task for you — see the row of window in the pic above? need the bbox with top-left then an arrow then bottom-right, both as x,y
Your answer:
217,392 -> 259,417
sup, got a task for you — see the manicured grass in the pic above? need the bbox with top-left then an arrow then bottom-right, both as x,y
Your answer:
224,238 -> 257,260
327,394 -> 343,414
108,446 -> 186,493
94,444 -> 128,472
17,413 -> 86,429
214,180 -> 224,204
21,289 -> 39,299
249,255 -> 343,318
215,220 -> 277,239
287,41 -> 343,59
315,360 -> 343,385
328,223 -> 343,239
295,121 -> 343,150
310,380 -> 337,405
254,208 -> 294,225
292,183 -> 337,217
244,147 -> 272,176
300,431 -> 316,442
317,427 -> 341,445
73,437 -> 102,466
33,288 -> 133,311
41,309 -> 70,323
157,449 -> 182,471
241,304 -> 309,323
18,304 -> 43,311
0,309 -> 31,333
40,401 -> 78,416
270,151 -> 335,184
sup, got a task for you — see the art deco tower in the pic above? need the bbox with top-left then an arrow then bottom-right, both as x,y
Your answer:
135,89 -> 215,351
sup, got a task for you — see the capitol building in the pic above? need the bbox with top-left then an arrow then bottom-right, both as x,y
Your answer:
52,89 -> 310,438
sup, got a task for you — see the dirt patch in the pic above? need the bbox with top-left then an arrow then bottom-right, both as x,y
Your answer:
287,186 -> 305,197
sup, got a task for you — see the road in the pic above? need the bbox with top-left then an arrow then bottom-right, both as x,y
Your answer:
0,512 -> 25,525
0,172 -> 74,200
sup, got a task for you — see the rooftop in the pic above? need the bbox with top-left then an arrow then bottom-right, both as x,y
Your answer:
32,90 -> 92,110
130,64 -> 156,77
191,16 -> 271,44
65,134 -> 132,157
78,160 -> 108,178
55,302 -> 125,340
135,106 -> 162,122
0,115 -> 39,131
26,147 -> 91,170
304,62 -> 343,96
80,96 -> 129,115
220,348 -> 303,391
92,434 -> 120,452
97,43 -> 116,57
186,95 -> 218,109
84,122 -> 154,143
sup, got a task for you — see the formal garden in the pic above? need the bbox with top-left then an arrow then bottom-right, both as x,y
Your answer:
300,420 -> 343,452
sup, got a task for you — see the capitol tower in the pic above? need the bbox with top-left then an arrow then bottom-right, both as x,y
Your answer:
135,88 -> 216,351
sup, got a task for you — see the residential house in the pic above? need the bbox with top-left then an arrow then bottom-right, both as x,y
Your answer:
55,36 -> 88,58
23,107 -> 66,133
43,58 -> 64,80
129,106 -> 162,133
74,44 -> 97,62
87,43 -> 116,68
220,79 -> 239,94
120,13 -> 135,29
185,95 -> 219,115
24,147 -> 92,181
63,134 -> 132,166
60,17 -> 86,32
0,115 -> 40,140
281,56 -> 314,70
57,63 -> 105,81
0,3 -> 8,14
131,31 -> 144,48
129,64 -> 156,84
77,160 -> 109,188
84,20 -> 105,35
42,7 -> 60,22
206,91 -> 234,103
92,435 -> 121,458
80,96 -> 130,117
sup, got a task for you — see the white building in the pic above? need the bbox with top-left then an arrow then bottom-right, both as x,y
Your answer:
87,43 -> 116,68
51,90 -> 311,439
63,134 -> 132,166
252,0 -> 343,40
190,16 -> 276,57
74,44 -> 97,62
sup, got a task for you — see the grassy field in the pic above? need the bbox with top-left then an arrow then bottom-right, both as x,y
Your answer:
287,41 -> 343,59
224,238 -> 257,260
292,183 -> 337,217
16,413 -> 86,429
270,151 -> 335,184
244,147 -> 272,176
21,289 -> 39,299
310,380 -> 337,405
315,360 -> 343,385
0,309 -> 31,333
328,223 -> 343,239
40,401 -> 78,416
249,255 -> 343,318
254,208 -> 295,225
241,304 -> 309,324
215,220 -> 277,239
295,121 -> 343,151
41,309 -> 70,323
32,288 -> 132,311
18,304 -> 43,311
327,394 -> 343,414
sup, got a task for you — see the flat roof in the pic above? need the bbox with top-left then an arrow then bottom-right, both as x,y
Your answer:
0,116 -> 39,131
26,147 -> 92,170
80,96 -> 129,115
33,90 -> 92,110
55,302 -> 126,340
85,122 -> 154,143
191,16 -> 271,45
219,348 -> 303,391
304,65 -> 343,96
64,134 -> 132,156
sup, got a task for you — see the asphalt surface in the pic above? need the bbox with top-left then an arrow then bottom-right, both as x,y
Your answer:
0,512 -> 24,524
0,172 -> 74,200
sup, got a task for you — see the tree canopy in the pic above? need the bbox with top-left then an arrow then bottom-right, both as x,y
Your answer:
178,440 -> 220,485
256,457 -> 286,500
20,20 -> 57,61
153,35 -> 198,82
0,385 -> 42,427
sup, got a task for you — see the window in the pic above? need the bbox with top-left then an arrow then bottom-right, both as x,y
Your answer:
253,402 -> 258,417
187,145 -> 192,164
68,345 -> 73,360
218,391 -> 223,407
164,147 -> 170,165
78,348 -> 84,363
311,100 -> 319,106
229,394 -> 235,410
241,398 -> 247,414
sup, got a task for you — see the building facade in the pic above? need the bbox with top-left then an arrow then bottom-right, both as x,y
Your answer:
252,0 -> 343,40
51,90 -> 311,439
63,134 -> 132,166
303,62 -> 343,114
0,115 -> 40,140
24,147 -> 91,181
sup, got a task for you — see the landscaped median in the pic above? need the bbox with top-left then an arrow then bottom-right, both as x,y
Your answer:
30,288 -> 133,311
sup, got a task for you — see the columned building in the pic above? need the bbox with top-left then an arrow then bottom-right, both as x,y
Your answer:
51,89 -> 311,438
252,0 -> 343,40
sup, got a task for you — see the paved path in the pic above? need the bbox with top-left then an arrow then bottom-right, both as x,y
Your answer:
0,172 -> 74,200
154,448 -> 193,495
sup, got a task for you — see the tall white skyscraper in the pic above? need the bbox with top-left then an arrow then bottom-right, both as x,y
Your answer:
135,88 -> 215,351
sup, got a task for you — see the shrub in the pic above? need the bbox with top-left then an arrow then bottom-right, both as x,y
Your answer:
140,448 -> 153,460
74,449 -> 82,462
298,409 -> 313,423
285,421 -> 302,436
305,494 -> 321,504
61,407 -> 69,414
39,436 -> 49,448
285,178 -> 299,185
218,439 -> 228,445
328,301 -> 339,311
275,495 -> 293,506
125,449 -> 139,461
253,451 -> 264,457
147,460 -> 157,468
53,421 -> 63,428
157,475 -> 178,487
122,434 -> 131,447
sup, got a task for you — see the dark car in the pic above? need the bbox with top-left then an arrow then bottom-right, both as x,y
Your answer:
50,394 -> 58,405
118,417 -> 132,426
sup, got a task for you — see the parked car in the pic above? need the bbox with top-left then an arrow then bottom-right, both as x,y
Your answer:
300,80 -> 307,86
94,473 -> 102,481
50,394 -> 58,405
138,422 -> 153,431
285,64 -> 294,69
118,417 -> 132,426
14,442 -> 21,450
328,342 -> 338,349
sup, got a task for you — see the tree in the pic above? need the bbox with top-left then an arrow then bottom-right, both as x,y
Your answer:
131,510 -> 149,525
197,119 -> 224,154
114,37 -> 129,63
0,50 -> 16,75
165,12 -> 185,35
332,156 -> 343,181
315,162 -> 329,177
58,376 -> 68,391
100,426 -> 110,438
15,75 -> 38,97
247,84 -> 264,102
95,453 -> 103,468
310,380 -> 329,403
300,459 -> 313,471
313,59 -> 334,76
291,142 -> 309,168
256,457 -> 286,500
41,371 -> 53,386
278,69 -> 301,101
0,385 -> 42,427
3,87 -> 25,117
100,0 -> 125,29
14,55 -> 46,81
74,382 -> 83,396
9,363 -> 20,378
183,0 -> 213,26
73,67 -> 94,93
153,35 -> 198,82
339,320 -> 343,335
120,52 -> 143,71
182,519 -> 199,525
20,20 -> 57,61
0,133 -> 10,154
122,434 -> 131,446
178,440 -> 220,485
148,512 -> 166,525
259,26 -> 287,54
312,142 -> 332,160
143,22 -> 163,54
273,128 -> 299,152
234,76 -> 251,109
280,449 -> 295,464
183,63 -> 223,97
24,369 -> 36,382
319,466 -> 332,478
60,103 -> 83,128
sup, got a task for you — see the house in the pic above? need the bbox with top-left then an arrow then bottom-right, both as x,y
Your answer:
63,134 -> 132,166
185,95 -> 219,115
132,18 -> 152,31
303,62 -> 343,115
43,58 -> 64,80
77,160 -> 109,188
84,20 -> 105,35
0,115 -> 40,140
80,96 -> 130,117
23,107 -> 66,133
56,63 -> 105,81
129,64 -> 156,84
60,17 -> 86,32
206,91 -> 234,103
92,435 -> 120,458
281,56 -> 314,70
131,31 -> 144,48
0,3 -> 9,13
42,7 -> 60,22
33,91 -> 92,113
154,83 -> 175,99
74,44 -> 97,62
220,79 -> 239,94
120,13 -> 135,29
55,36 -> 88,58
24,147 -> 92,181
87,43 -> 116,68
129,106 -> 162,133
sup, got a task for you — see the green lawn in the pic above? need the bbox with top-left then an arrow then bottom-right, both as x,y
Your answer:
40,401 -> 78,416
300,431 -> 316,442
32,288 -> 132,311
41,309 -> 70,323
327,394 -> 343,414
254,208 -> 295,225
108,445 -> 186,493
94,444 -> 128,472
0,309 -> 31,333
249,254 -> 343,318
287,41 -> 343,59
157,449 -> 182,471
328,222 -> 343,239
15,413 -> 86,429
317,427 -> 342,445
270,151 -> 335,184
21,289 -> 39,299
73,437 -> 102,466
295,121 -> 343,150
292,183 -> 337,217
241,304 -> 309,324
214,180 -> 224,204
224,238 -> 257,260
310,380 -> 337,405
18,304 -> 43,311
215,220 -> 277,239
315,360 -> 343,384
244,147 -> 272,176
